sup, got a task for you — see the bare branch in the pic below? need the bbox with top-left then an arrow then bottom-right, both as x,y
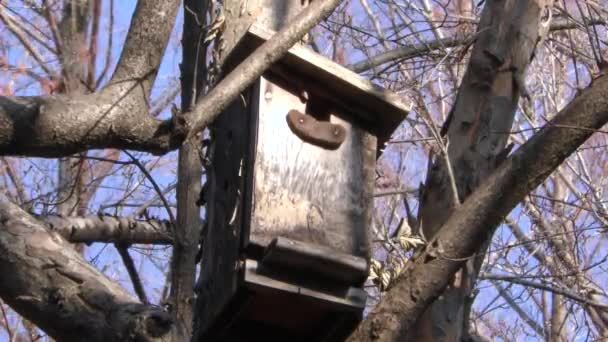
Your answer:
0,0 -> 182,157
123,151 -> 176,229
96,0 -> 114,88
0,3 -> 57,54
0,92 -> 180,156
1,158 -> 31,211
0,6 -> 55,76
41,214 -> 172,245
348,18 -> 606,74
491,281 -> 546,337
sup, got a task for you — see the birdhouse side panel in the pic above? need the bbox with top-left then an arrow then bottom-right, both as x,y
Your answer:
194,90 -> 253,334
248,76 -> 376,258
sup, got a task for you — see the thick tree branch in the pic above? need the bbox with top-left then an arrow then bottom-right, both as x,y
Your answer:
410,0 -> 552,339
41,215 -> 172,245
0,202 -> 176,341
0,0 -> 182,157
348,70 -> 608,340
109,0 -> 180,93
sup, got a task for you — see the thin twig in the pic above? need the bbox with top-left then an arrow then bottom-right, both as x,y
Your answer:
482,274 -> 608,309
123,151 -> 176,230
96,0 -> 114,88
115,244 -> 149,304
1,158 -> 31,211
374,187 -> 417,197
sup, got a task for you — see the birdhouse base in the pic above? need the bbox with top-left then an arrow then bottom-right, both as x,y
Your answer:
201,238 -> 368,341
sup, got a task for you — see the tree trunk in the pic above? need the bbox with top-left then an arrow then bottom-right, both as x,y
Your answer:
412,0 -> 553,340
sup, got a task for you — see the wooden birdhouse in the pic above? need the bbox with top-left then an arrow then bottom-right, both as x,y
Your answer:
194,24 -> 409,341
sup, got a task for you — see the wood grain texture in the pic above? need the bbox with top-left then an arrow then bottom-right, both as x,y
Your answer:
193,90 -> 252,338
249,76 -> 375,258
262,236 -> 369,284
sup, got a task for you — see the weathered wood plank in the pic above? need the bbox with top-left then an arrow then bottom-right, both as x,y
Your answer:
262,237 -> 369,284
249,76 -> 375,258
193,89 -> 253,336
245,260 -> 367,311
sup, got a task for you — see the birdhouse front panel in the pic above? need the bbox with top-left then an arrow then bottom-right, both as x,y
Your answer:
245,75 -> 376,259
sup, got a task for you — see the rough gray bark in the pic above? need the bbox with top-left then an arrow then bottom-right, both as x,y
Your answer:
0,90 -> 180,156
0,0 -> 183,157
0,202 -> 176,341
41,215 -> 172,245
347,67 -> 608,341
410,0 -> 554,340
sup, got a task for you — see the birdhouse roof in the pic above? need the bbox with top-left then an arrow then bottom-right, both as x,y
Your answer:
225,24 -> 410,146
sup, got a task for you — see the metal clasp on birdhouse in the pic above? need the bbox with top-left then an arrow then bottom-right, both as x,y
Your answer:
286,109 -> 346,150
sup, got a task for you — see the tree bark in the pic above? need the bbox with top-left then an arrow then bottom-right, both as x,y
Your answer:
0,1 -> 182,340
411,0 -> 554,340
168,0 -> 208,337
0,0 -> 183,157
0,202 -> 176,341
40,215 -> 172,245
